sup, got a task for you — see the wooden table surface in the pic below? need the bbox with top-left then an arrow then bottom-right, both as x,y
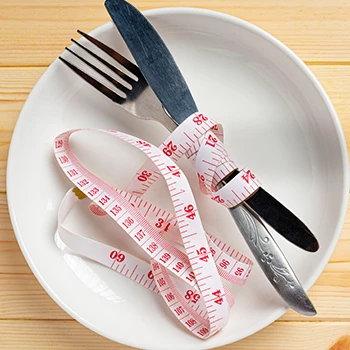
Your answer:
1,1 -> 350,349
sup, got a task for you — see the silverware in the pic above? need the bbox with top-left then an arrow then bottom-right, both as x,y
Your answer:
60,32 -> 177,132
105,0 -> 319,254
58,27 -> 316,315
59,29 -> 319,253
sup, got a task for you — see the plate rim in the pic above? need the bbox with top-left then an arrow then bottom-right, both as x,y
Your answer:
6,6 -> 349,350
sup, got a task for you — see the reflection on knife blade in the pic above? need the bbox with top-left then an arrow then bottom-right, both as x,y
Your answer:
224,170 -> 319,252
104,0 -> 317,315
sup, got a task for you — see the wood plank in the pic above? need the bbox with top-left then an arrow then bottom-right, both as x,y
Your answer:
0,241 -> 31,274
0,319 -> 349,349
0,192 -> 14,242
0,274 -> 67,320
1,0 -> 349,349
0,261 -> 349,321
281,262 -> 350,322
0,68 -> 44,100
1,0 -> 350,66
0,100 -> 25,193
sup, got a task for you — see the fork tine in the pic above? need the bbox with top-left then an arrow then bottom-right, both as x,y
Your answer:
58,56 -> 125,104
65,47 -> 130,95
77,30 -> 141,78
71,38 -> 135,86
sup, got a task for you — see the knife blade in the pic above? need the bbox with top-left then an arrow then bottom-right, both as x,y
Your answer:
105,0 -> 317,315
104,0 -> 318,254
224,172 -> 319,252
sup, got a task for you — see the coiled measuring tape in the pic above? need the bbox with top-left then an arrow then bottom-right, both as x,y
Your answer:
54,113 -> 260,339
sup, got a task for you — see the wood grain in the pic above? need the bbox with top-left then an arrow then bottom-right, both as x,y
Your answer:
1,0 -> 350,66
1,0 -> 350,349
329,335 -> 350,350
0,275 -> 66,320
0,320 -> 350,350
0,262 -> 349,321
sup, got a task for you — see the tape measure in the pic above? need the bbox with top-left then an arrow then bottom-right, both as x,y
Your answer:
54,113 -> 259,339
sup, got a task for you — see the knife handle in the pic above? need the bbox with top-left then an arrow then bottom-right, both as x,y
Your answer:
228,203 -> 316,316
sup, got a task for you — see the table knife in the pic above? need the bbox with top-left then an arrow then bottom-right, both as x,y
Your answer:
105,0 -> 317,315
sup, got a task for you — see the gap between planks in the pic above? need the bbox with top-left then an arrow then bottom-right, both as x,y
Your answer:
2,61 -> 350,69
0,319 -> 349,350
1,317 -> 350,323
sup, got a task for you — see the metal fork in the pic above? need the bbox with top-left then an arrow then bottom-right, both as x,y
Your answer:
59,30 -> 176,131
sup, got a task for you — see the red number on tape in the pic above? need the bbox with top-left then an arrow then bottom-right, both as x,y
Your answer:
219,259 -> 230,269
185,318 -> 197,327
77,179 -> 89,188
205,134 -> 218,147
152,261 -> 160,271
155,218 -> 164,228
241,169 -> 256,184
165,292 -> 175,302
136,140 -> 151,147
174,306 -> 185,316
167,165 -> 181,177
98,195 -> 110,206
55,140 -> 63,149
109,251 -> 125,262
212,289 -> 224,305
110,204 -> 122,217
212,195 -> 224,204
160,253 -> 171,264
172,261 -> 184,273
162,141 -> 177,157
122,216 -> 134,229
184,204 -> 196,220
146,242 -> 158,254
193,114 -> 208,125
197,328 -> 209,337
185,290 -> 201,303
196,247 -> 209,262
235,267 -> 245,276
58,155 -> 69,164
134,229 -> 145,242
67,169 -> 78,178
186,271 -> 195,283
197,173 -> 205,182
157,277 -> 166,287
137,170 -> 152,182
88,187 -> 99,197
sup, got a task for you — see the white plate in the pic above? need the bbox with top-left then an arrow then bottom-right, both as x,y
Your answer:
7,8 -> 348,350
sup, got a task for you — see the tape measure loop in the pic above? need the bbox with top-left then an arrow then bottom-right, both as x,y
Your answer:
54,112 -> 257,339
